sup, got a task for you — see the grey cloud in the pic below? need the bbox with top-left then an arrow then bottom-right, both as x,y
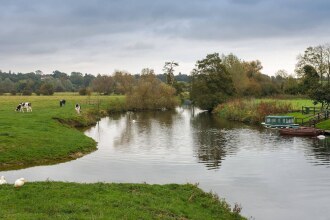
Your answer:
125,42 -> 154,51
1,0 -> 330,74
1,0 -> 330,46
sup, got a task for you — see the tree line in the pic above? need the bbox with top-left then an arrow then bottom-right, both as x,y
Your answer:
1,43 -> 329,111
0,70 -> 190,96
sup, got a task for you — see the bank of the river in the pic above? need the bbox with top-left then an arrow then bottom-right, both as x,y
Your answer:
0,182 -> 245,219
214,98 -> 330,129
0,94 -> 127,170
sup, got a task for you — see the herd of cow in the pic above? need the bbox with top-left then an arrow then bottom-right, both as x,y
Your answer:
15,100 -> 81,114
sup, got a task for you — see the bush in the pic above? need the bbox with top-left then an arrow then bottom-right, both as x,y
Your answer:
22,89 -> 32,96
79,88 -> 92,96
40,83 -> 54,95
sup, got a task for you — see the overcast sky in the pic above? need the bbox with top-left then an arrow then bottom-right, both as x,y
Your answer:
1,0 -> 329,76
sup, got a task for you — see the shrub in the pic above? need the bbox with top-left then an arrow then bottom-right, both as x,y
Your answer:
40,83 -> 54,95
79,88 -> 92,96
22,89 -> 32,96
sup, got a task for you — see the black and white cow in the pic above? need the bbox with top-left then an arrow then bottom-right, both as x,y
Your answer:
16,102 -> 32,112
75,104 -> 81,114
60,99 -> 66,107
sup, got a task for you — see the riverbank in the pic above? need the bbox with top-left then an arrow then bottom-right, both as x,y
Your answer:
0,94 -> 127,170
214,98 -> 330,129
0,182 -> 246,219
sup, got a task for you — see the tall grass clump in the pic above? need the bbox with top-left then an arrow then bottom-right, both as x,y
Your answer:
214,99 -> 292,124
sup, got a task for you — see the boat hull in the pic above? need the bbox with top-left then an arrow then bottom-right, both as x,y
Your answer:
279,127 -> 324,136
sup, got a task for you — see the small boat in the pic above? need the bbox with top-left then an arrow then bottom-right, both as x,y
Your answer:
279,127 -> 324,136
262,116 -> 299,128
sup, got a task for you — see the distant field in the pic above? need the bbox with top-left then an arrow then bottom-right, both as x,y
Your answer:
0,93 -> 126,170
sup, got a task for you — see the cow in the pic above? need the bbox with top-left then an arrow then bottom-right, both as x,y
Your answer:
75,104 -> 81,114
60,99 -> 66,107
16,102 -> 32,112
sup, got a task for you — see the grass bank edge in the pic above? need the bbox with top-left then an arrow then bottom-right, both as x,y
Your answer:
0,182 -> 246,220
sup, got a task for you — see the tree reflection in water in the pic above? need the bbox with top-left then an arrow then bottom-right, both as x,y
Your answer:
190,111 -> 250,170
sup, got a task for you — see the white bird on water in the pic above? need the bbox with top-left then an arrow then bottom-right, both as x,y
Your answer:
14,178 -> 27,188
317,135 -> 326,139
132,119 -> 136,123
0,176 -> 7,185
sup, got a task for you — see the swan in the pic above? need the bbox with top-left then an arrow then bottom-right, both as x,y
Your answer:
317,135 -> 326,139
14,178 -> 27,188
0,176 -> 7,185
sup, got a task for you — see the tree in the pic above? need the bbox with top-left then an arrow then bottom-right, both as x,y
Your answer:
191,53 -> 235,111
126,71 -> 177,110
163,61 -> 178,85
300,65 -> 320,93
296,45 -> 327,81
309,85 -> 330,110
113,71 -> 135,94
70,72 -> 84,90
39,83 -> 54,95
222,54 -> 249,96
92,74 -> 114,95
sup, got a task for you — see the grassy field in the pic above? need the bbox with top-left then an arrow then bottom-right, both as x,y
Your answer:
0,182 -> 245,220
0,93 -> 126,170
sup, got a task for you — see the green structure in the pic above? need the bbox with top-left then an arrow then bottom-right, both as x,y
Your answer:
261,116 -> 299,128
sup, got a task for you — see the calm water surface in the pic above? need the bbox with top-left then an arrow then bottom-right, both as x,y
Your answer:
2,108 -> 330,220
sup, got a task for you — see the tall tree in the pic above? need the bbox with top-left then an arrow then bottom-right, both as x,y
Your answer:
296,45 -> 327,81
163,61 -> 178,85
191,53 -> 235,111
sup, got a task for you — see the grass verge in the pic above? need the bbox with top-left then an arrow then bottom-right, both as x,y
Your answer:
0,182 -> 246,220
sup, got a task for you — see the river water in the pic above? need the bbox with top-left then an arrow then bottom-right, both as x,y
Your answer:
2,108 -> 330,220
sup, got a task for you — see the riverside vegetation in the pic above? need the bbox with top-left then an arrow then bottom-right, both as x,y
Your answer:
214,98 -> 330,129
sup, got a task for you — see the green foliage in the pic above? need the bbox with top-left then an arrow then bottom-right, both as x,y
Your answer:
39,83 -> 54,95
309,85 -> 330,109
301,65 -> 320,92
0,182 -> 246,220
126,73 -> 178,110
191,53 -> 235,111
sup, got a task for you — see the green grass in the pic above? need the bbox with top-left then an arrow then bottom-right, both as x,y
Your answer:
256,98 -> 320,110
0,94 -> 126,170
0,182 -> 245,220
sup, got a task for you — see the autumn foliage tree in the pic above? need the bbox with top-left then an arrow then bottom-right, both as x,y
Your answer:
126,71 -> 178,110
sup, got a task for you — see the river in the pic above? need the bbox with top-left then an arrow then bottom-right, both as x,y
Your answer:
2,108 -> 330,220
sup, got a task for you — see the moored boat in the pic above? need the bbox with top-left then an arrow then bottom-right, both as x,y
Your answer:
262,116 -> 299,128
279,127 -> 325,136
